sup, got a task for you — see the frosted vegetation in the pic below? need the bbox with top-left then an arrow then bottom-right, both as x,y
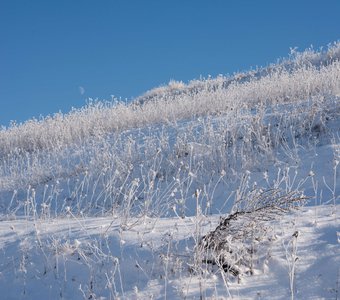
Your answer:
0,43 -> 339,299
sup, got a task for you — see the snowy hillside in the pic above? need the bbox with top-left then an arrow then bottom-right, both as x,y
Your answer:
0,43 -> 339,299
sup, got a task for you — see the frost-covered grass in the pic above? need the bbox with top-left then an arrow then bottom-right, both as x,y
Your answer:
0,44 -> 339,299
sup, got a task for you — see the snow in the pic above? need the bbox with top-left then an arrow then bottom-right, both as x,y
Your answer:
0,205 -> 338,299
0,44 -> 339,299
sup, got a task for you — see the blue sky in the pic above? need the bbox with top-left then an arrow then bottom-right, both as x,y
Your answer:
1,0 -> 339,126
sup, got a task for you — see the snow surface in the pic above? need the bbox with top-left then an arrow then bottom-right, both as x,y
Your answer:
0,205 -> 338,299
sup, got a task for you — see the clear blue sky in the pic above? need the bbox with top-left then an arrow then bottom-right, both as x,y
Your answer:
1,0 -> 339,126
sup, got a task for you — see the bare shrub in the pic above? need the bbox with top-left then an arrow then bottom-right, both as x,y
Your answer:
197,188 -> 308,278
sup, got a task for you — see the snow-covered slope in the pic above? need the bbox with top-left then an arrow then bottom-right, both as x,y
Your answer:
0,204 -> 338,299
0,44 -> 339,299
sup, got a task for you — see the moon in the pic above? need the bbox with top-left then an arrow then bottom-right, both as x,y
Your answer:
79,86 -> 85,95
